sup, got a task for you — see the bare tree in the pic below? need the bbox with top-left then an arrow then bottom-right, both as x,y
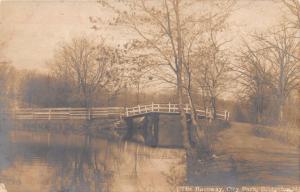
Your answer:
49,37 -> 125,107
0,38 -> 16,109
253,24 -> 300,122
126,54 -> 153,105
282,0 -> 300,30
235,40 -> 273,123
192,27 -> 232,119
0,62 -> 16,108
0,39 -> 16,108
98,0 -> 235,149
236,24 -> 299,123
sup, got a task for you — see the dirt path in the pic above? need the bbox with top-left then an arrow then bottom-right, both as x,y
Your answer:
189,122 -> 300,185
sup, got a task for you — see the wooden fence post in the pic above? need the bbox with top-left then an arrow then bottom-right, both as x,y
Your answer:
152,102 -> 154,112
13,107 -> 16,120
168,102 -> 171,112
48,109 -> 51,120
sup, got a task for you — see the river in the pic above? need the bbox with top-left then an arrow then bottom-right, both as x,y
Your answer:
0,120 -> 186,192
0,119 -> 299,192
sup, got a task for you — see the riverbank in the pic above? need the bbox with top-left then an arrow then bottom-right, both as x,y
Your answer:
188,122 -> 300,185
0,117 -> 11,172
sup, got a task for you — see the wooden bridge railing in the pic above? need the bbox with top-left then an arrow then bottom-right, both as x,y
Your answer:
12,103 -> 230,121
125,103 -> 229,120
14,107 -> 124,120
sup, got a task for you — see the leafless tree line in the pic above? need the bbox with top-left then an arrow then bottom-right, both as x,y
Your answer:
48,37 -> 127,107
0,38 -> 17,109
236,25 -> 299,123
235,0 -> 300,124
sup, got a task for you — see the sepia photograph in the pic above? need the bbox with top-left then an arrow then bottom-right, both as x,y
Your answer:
0,0 -> 299,191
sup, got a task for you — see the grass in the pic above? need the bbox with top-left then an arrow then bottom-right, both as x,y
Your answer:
189,121 -> 300,185
252,123 -> 300,146
193,119 -> 231,160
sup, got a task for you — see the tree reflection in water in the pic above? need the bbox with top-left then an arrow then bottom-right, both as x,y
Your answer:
6,129 -> 186,192
6,129 -> 124,192
50,134 -> 122,192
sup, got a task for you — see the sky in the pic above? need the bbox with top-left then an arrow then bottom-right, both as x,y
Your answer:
0,0 -> 285,71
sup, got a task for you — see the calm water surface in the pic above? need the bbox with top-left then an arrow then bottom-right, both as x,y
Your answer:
0,128 -> 185,192
0,121 -> 299,192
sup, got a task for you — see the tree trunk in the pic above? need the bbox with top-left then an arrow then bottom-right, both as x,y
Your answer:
136,82 -> 140,105
187,91 -> 198,125
210,96 -> 217,120
187,90 -> 202,144
278,100 -> 284,123
177,76 -> 190,149
174,0 -> 190,150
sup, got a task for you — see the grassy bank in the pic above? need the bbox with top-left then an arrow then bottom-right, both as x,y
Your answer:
252,124 -> 300,146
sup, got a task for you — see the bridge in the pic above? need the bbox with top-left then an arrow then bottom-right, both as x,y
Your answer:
13,103 -> 229,121
11,103 -> 230,147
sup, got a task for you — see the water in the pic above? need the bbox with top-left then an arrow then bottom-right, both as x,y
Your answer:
0,128 -> 186,192
0,120 -> 299,191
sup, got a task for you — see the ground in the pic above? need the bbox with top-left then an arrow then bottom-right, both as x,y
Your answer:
189,122 -> 300,185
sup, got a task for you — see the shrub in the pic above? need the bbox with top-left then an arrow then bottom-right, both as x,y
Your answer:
252,126 -> 273,138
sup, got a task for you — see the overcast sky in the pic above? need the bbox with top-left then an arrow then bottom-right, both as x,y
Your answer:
0,0 -> 285,71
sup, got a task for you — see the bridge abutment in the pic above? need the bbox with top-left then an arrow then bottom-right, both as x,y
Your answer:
124,118 -> 135,140
186,114 -> 198,147
124,113 -> 201,148
143,113 -> 159,147
125,112 -> 160,147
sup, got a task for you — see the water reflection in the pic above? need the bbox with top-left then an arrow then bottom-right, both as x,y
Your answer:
2,123 -> 298,191
1,130 -> 185,192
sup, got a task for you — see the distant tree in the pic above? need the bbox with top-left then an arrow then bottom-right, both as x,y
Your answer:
19,71 -> 50,107
0,62 -> 16,108
282,0 -> 300,30
49,37 -> 125,107
0,38 -> 16,109
192,27 -> 232,119
253,24 -> 300,122
125,54 -> 153,105
236,23 -> 299,123
235,39 -> 273,123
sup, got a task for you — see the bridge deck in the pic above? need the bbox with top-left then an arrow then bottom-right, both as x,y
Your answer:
12,103 -> 230,121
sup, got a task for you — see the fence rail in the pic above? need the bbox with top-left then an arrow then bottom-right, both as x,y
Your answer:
125,103 -> 229,120
12,103 -> 230,121
14,107 -> 124,120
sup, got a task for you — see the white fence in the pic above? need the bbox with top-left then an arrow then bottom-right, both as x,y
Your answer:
125,103 -> 229,120
14,107 -> 124,120
13,103 -> 230,121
